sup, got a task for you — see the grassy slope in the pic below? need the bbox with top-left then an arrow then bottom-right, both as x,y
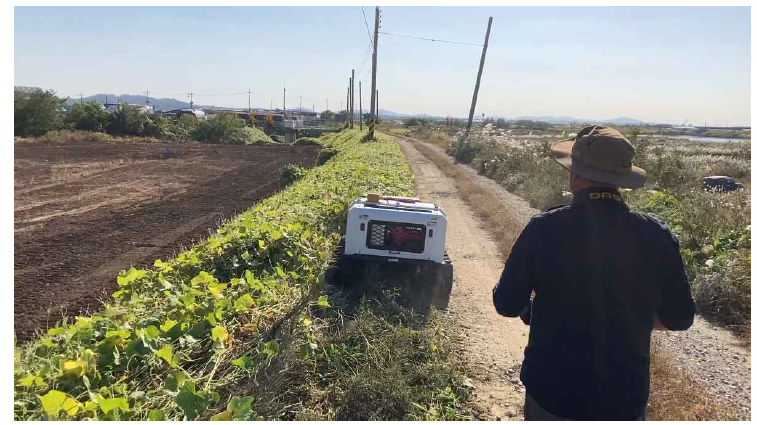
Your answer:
14,129 -> 468,420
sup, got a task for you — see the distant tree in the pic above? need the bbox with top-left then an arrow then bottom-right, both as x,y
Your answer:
403,117 -> 428,127
14,89 -> 65,137
495,118 -> 509,129
514,119 -> 551,131
66,102 -> 111,132
192,114 -> 245,143
107,104 -> 151,136
320,110 -> 334,120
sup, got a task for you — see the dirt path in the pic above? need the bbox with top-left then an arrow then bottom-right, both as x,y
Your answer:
397,138 -> 529,420
396,134 -> 751,420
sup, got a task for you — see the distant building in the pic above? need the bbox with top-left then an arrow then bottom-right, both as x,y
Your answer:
335,110 -> 349,123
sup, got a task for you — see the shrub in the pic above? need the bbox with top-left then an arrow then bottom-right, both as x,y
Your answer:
271,134 -> 285,143
316,147 -> 337,165
14,89 -> 65,137
294,137 -> 321,146
106,104 -> 151,136
279,163 -> 307,188
192,114 -> 244,143
65,102 -> 111,132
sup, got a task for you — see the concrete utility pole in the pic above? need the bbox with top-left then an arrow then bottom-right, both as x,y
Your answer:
283,78 -> 286,115
80,93 -> 83,103
141,89 -> 149,104
464,16 -> 493,139
248,89 -> 252,113
326,98 -> 329,111
359,80 -> 363,130
188,92 -> 194,110
367,6 -> 379,140
298,94 -> 304,111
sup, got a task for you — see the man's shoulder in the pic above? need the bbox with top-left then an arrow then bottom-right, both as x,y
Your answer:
533,204 -> 570,220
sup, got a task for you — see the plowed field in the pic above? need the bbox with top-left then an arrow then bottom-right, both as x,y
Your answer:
14,138 -> 320,342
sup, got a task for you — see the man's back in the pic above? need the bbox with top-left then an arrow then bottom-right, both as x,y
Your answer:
493,187 -> 695,420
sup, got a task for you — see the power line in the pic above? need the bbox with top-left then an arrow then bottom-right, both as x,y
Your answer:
361,7 -> 373,44
378,30 -> 484,46
356,42 -> 372,77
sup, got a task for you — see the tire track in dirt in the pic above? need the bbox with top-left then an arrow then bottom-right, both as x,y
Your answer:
397,138 -> 529,420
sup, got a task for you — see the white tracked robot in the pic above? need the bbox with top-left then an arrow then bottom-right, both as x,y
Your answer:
335,193 -> 453,308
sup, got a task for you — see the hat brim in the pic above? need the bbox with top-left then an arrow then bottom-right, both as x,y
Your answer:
551,138 -> 646,189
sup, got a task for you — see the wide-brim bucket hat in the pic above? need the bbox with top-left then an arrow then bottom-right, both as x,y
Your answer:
551,125 -> 646,189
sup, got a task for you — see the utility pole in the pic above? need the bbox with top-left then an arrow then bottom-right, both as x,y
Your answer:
326,98 -> 329,111
271,99 -> 273,111
141,89 -> 150,104
367,6 -> 380,140
188,92 -> 194,110
464,16 -> 493,139
79,92 -> 83,103
247,89 -> 251,113
359,80 -> 363,130
298,94 -> 304,111
283,78 -> 286,115
350,71 -> 355,128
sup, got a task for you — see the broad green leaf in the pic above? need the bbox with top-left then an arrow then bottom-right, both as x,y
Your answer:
316,295 -> 331,309
62,397 -> 81,417
160,319 -> 178,334
105,329 -> 131,340
258,239 -> 267,250
40,390 -> 67,418
176,381 -> 210,420
143,325 -> 161,339
211,325 -> 229,342
208,282 -> 227,298
234,294 -> 256,312
17,375 -> 44,388
262,340 -> 279,358
228,396 -> 254,420
275,266 -> 286,278
62,360 -> 87,377
47,327 -> 67,337
98,397 -> 129,414
165,370 -> 186,393
148,410 -> 166,421
191,271 -> 216,287
156,345 -> 178,367
211,410 -> 233,421
270,229 -> 283,241
300,229 -> 312,241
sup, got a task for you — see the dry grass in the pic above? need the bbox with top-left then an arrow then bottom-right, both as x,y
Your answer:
405,136 -> 737,421
648,339 -> 737,420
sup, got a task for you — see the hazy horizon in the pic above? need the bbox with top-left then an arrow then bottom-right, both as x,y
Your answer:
14,6 -> 751,126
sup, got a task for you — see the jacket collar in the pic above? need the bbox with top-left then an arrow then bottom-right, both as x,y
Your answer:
571,187 -> 627,208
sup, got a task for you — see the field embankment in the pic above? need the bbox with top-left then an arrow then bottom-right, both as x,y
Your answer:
14,130 -> 469,421
14,136 -> 320,343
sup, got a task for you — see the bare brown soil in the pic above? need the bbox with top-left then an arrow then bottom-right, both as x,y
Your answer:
14,138 -> 320,343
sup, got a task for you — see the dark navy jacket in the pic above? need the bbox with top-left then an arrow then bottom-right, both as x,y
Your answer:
493,187 -> 695,420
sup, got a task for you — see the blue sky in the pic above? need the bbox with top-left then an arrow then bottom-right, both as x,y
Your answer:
14,6 -> 751,126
